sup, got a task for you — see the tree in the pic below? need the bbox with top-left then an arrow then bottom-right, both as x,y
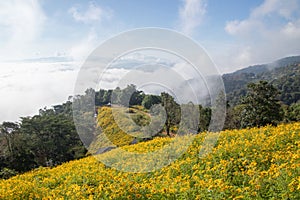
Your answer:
0,122 -> 19,157
105,90 -> 113,104
223,104 -> 245,130
198,105 -> 211,132
210,91 -> 227,132
180,102 -> 199,134
285,101 -> 300,122
0,121 -> 36,173
0,95 -> 90,175
142,94 -> 161,109
111,87 -> 121,105
73,89 -> 97,147
143,104 -> 166,138
95,89 -> 106,106
241,81 -> 284,128
160,92 -> 181,136
20,112 -> 86,167
118,84 -> 144,106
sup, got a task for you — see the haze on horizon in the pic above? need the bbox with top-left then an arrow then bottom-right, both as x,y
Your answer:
0,0 -> 300,122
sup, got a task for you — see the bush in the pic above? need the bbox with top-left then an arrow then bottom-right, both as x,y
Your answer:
0,168 -> 17,179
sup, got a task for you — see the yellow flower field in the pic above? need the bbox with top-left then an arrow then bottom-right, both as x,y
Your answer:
0,123 -> 299,199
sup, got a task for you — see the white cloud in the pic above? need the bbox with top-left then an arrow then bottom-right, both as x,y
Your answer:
222,0 -> 300,70
251,0 -> 299,19
68,2 -> 115,61
225,19 -> 263,36
178,0 -> 207,36
0,0 -> 46,60
0,61 -> 81,122
69,2 -> 112,24
0,0 -> 45,42
281,19 -> 300,37
225,0 -> 299,36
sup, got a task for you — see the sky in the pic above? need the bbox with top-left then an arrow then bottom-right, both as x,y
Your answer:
0,0 -> 300,122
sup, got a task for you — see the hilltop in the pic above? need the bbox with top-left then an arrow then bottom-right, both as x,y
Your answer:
88,105 -> 152,154
223,56 -> 300,105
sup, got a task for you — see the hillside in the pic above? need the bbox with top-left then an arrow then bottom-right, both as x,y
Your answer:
88,106 -> 151,154
231,56 -> 300,75
0,123 -> 299,199
223,56 -> 300,105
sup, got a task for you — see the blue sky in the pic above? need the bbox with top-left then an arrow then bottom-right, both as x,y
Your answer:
0,0 -> 300,122
1,0 -> 300,69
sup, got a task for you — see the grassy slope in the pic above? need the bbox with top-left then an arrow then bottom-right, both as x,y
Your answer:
0,123 -> 299,199
88,106 -> 151,154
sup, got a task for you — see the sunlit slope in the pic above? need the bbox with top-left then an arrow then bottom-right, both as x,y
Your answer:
88,106 -> 151,154
0,123 -> 299,199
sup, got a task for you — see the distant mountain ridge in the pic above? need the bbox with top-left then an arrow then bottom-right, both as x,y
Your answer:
231,55 -> 300,75
223,55 -> 300,105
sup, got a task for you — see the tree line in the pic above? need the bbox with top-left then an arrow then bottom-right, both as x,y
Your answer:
1,81 -> 299,178
224,81 -> 300,130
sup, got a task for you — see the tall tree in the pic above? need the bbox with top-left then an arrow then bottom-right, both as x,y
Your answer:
198,105 -> 211,132
180,102 -> 199,134
0,121 -> 36,173
111,87 -> 122,105
0,122 -> 19,157
241,81 -> 284,128
160,92 -> 181,136
95,89 -> 106,106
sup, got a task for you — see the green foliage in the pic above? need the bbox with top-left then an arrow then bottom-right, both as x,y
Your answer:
161,92 -> 181,136
1,123 -> 299,199
0,121 -> 35,172
224,104 -> 245,130
0,102 -> 87,175
198,105 -> 211,132
109,85 -> 144,106
1,69 -> 298,181
285,101 -> 300,122
142,94 -> 161,109
0,122 -> 19,157
240,81 -> 284,128
131,112 -> 150,127
20,110 -> 86,167
272,65 -> 300,105
119,84 -> 137,106
180,103 -> 199,134
0,168 -> 17,179
96,89 -> 112,106
224,62 -> 300,106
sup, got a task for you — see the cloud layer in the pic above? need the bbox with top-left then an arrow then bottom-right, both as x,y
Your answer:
0,61 -> 80,122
